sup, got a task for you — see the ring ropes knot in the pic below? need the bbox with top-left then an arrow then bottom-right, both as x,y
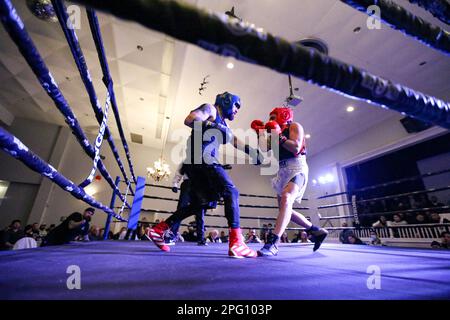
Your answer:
118,180 -> 131,217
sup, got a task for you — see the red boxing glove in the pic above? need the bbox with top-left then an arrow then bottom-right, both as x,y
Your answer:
265,121 -> 282,134
251,120 -> 265,132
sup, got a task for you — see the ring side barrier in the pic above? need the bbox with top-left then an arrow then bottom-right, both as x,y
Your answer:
340,0 -> 450,55
317,185 -> 450,210
51,0 -> 135,193
317,168 -> 450,199
326,224 -> 450,240
0,127 -> 126,221
86,8 -> 138,186
71,0 -> 450,129
408,0 -> 450,25
0,0 -> 131,209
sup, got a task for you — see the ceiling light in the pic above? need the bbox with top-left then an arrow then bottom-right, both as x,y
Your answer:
353,27 -> 361,33
346,106 -> 355,112
137,45 -> 143,51
305,134 -> 311,139
226,62 -> 234,69
419,61 -> 427,66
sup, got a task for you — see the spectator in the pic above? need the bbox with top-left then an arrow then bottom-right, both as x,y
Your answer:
348,234 -> 365,245
38,224 -> 47,238
24,225 -> 34,238
89,226 -> 102,241
41,208 -> 95,246
0,220 -> 24,250
429,212 -> 449,224
299,231 -> 310,243
31,223 -> 40,239
414,213 -> 428,225
389,214 -> 408,226
339,222 -> 354,244
182,222 -> 198,242
245,229 -> 262,243
369,230 -> 382,246
220,231 -> 229,243
206,229 -> 222,243
431,232 -> 450,249
114,227 -> 128,240
47,224 -> 56,232
372,216 -> 388,228
388,214 -> 408,238
280,232 -> 289,243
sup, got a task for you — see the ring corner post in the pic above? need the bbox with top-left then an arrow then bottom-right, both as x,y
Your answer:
104,176 -> 120,240
126,176 -> 146,239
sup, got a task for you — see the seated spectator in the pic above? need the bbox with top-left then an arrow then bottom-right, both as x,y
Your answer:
431,232 -> 450,249
429,212 -> 449,224
369,230 -> 382,246
24,225 -> 35,238
348,234 -> 365,245
114,227 -> 128,240
183,222 -> 198,242
0,220 -> 24,250
388,214 -> 408,238
414,213 -> 428,224
31,223 -> 40,239
280,232 -> 289,243
47,224 -> 56,232
298,231 -> 311,243
372,216 -> 388,228
41,208 -> 94,246
245,229 -> 262,243
38,224 -> 47,238
339,222 -> 354,244
206,229 -> 222,243
89,226 -> 102,241
388,214 -> 408,226
220,231 -> 228,243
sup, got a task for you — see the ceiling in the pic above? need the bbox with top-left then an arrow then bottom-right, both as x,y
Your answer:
0,0 -> 449,158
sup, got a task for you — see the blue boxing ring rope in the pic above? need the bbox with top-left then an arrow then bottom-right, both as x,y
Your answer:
0,0 -> 154,223
0,126 -> 126,222
50,0 -> 136,193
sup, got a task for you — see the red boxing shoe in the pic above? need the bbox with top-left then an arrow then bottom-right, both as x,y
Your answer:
146,221 -> 170,252
228,228 -> 257,258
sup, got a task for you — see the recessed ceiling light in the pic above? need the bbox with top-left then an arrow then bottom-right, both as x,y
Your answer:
353,27 -> 361,33
140,97 -> 144,101
166,116 -> 170,120
226,62 -> 234,69
346,106 -> 355,112
419,61 -> 427,66
137,45 -> 143,51
305,134 -> 311,139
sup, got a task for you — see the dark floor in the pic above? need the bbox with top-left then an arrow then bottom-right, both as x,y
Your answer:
0,241 -> 449,300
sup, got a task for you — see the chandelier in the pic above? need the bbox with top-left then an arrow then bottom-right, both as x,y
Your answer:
147,158 -> 171,182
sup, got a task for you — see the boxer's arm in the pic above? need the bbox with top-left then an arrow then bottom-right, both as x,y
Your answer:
184,104 -> 216,128
280,122 -> 304,154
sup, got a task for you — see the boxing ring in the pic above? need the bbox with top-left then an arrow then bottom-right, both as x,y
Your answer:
0,0 -> 450,300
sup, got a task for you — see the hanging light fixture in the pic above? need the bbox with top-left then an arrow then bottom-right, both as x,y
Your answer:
146,157 -> 171,182
146,110 -> 172,182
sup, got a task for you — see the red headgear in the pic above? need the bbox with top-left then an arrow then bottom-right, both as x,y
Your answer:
270,107 -> 293,129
